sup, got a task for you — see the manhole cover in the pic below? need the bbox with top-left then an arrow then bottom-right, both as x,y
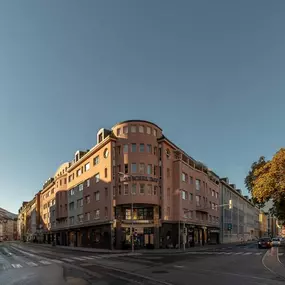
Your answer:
152,270 -> 168,274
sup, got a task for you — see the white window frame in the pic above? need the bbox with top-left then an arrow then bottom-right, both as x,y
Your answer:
182,190 -> 186,200
94,155 -> 99,165
86,179 -> 90,187
85,162 -> 90,171
124,184 -> 129,195
94,209 -> 100,219
95,173 -> 100,183
182,173 -> 186,182
146,127 -> 151,134
195,179 -> 201,191
139,126 -> 144,133
95,191 -> 100,201
123,144 -> 128,153
79,183 -> 84,191
131,125 -> 136,133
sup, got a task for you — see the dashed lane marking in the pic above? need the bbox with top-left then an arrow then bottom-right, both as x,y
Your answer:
72,257 -> 86,261
61,258 -> 75,262
26,262 -> 38,267
11,264 -> 22,268
39,260 -> 52,265
50,259 -> 63,264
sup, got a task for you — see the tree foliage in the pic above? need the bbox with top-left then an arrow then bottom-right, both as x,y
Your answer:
245,149 -> 285,221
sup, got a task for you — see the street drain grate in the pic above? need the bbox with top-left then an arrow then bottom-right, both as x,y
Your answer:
152,270 -> 168,274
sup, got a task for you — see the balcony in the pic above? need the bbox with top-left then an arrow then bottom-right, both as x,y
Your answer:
196,204 -> 209,213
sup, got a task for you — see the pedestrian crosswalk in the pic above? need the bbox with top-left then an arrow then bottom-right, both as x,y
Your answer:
0,252 -> 142,271
185,251 -> 263,256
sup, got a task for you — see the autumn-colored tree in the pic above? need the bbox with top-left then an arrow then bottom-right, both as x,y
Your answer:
245,149 -> 285,221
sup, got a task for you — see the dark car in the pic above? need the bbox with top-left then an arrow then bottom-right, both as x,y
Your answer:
258,238 -> 272,249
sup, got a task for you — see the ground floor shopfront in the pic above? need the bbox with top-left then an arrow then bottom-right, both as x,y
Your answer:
41,222 -> 220,250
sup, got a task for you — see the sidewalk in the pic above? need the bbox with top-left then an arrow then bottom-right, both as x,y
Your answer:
22,241 -> 252,255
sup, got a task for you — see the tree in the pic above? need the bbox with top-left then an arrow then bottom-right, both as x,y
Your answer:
244,156 -> 267,194
246,149 -> 285,222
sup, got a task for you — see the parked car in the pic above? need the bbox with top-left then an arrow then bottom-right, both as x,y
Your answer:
258,238 -> 272,249
272,237 -> 281,247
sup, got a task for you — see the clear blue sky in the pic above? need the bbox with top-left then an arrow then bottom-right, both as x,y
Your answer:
1,0 -> 285,214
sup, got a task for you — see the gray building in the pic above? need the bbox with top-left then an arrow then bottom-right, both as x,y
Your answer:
220,178 -> 259,243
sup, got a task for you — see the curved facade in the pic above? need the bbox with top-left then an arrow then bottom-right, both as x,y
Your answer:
22,119 -> 223,249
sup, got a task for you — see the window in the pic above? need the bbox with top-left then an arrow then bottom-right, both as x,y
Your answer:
103,148 -> 109,158
85,195 -> 90,204
182,190 -> 186,200
78,214 -> 83,223
139,163 -> 145,174
131,143 -> 136,152
154,165 -> 157,176
166,207 -> 170,218
123,144 -> 128,153
146,127 -> 151,134
196,195 -> 200,206
85,162 -> 90,171
132,184 -> 136,195
124,164 -> 128,174
105,187 -> 108,197
153,129 -> 157,136
117,146 -> 121,155
212,203 -> 215,210
64,178 -> 67,184
95,191 -> 100,201
77,168 -> 82,177
69,217 -> 74,225
94,155 -> 99,165
70,189 -> 74,195
85,212 -> 90,221
51,189 -> 54,194
104,168 -> 108,178
86,179 -> 90,187
105,207 -> 108,218
147,164 -> 152,175
79,183 -> 83,191
131,125 -> 136,133
44,214 -> 47,219
95,173 -> 100,183
189,193 -> 193,201
146,144 -> 152,153
113,186 -> 116,197
139,126 -> 144,133
154,186 -> 157,195
131,163 -> 137,173
60,179 -> 62,186
140,184 -> 145,194
124,184 -> 129,195
212,190 -> 215,197
154,147 -> 157,155
118,185 -> 121,195
77,199 -> 83,207
167,188 -> 170,197
139,143 -> 145,152
215,192 -> 218,199
123,126 -> 128,134
147,184 -> 152,195
69,202 -> 74,211
189,211 -> 193,219
182,172 -> 186,182
94,209 -> 100,219
117,128 -> 121,136
195,179 -> 201,191
189,176 -> 193,184
167,168 -> 170,178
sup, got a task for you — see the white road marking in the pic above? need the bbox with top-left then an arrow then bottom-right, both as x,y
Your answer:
224,252 -> 233,255
50,259 -> 63,263
173,265 -> 185,268
278,253 -> 284,256
39,260 -> 52,265
234,252 -> 243,255
61,258 -> 74,262
26,262 -> 38,267
11,264 -> 22,268
90,255 -> 103,259
81,256 -> 94,260
72,257 -> 85,261
255,253 -> 262,255
244,252 -> 252,255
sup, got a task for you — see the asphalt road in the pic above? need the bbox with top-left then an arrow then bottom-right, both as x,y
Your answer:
0,242 -> 284,285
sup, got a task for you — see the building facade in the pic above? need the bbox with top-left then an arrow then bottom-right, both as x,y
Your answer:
220,178 -> 259,243
20,119 -> 266,249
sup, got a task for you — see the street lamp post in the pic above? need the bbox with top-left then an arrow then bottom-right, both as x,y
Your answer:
118,172 -> 134,253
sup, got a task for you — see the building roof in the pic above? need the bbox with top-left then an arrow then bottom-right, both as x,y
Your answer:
112,120 -> 162,131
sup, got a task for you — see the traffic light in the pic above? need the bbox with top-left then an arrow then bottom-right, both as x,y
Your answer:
229,199 -> 233,209
228,223 -> 232,231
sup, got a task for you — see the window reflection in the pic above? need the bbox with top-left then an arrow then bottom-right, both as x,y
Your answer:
124,208 -> 153,220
